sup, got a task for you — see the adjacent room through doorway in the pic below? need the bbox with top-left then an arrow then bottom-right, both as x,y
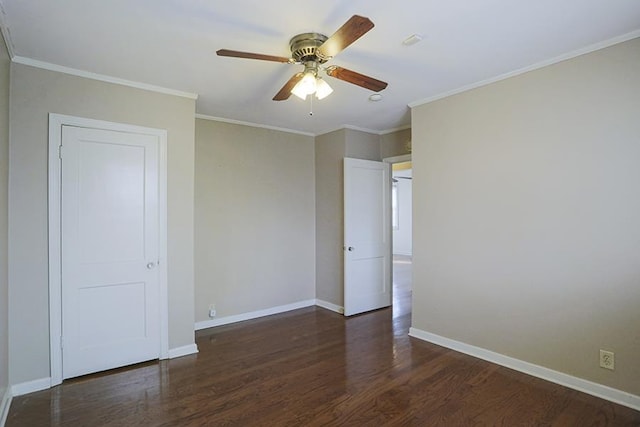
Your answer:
391,160 -> 412,318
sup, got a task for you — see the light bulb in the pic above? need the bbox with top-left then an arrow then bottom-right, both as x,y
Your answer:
299,73 -> 317,94
291,72 -> 317,99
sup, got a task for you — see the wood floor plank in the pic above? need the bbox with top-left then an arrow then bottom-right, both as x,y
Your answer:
6,292 -> 640,425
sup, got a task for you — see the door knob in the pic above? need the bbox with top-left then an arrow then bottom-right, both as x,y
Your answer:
147,262 -> 155,269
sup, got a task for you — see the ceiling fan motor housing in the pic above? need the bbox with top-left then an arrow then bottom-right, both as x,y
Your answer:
289,33 -> 329,63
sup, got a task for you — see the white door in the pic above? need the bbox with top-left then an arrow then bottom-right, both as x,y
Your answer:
61,125 -> 160,379
343,158 -> 391,316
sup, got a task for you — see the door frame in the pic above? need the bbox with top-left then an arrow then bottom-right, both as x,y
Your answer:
383,154 -> 411,165
383,154 -> 412,307
48,113 -> 169,386
383,154 -> 412,255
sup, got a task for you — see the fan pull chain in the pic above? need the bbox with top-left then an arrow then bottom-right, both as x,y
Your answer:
309,94 -> 314,116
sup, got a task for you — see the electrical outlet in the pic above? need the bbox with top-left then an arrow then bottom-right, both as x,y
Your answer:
208,304 -> 216,318
599,349 -> 615,370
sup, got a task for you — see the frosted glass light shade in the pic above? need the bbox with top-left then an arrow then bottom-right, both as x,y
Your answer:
315,78 -> 333,100
291,72 -> 317,99
291,84 -> 308,100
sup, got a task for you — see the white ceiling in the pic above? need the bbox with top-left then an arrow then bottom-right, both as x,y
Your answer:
1,0 -> 639,135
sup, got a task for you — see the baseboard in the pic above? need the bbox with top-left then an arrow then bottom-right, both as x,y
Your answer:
315,299 -> 344,314
10,377 -> 51,397
0,387 -> 12,427
195,299 -> 316,330
409,327 -> 640,411
168,344 -> 199,359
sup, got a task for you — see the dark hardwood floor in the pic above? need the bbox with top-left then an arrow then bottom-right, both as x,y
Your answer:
7,259 -> 640,425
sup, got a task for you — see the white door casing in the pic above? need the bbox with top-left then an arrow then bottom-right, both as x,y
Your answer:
343,158 -> 392,316
48,114 -> 169,385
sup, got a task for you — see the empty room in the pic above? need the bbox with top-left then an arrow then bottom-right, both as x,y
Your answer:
0,1 -> 639,425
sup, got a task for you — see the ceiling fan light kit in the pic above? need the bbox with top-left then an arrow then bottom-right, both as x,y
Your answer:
216,15 -> 388,104
290,61 -> 334,100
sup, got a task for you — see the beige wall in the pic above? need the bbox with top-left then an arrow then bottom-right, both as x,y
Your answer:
0,31 -> 10,400
315,129 -> 346,306
345,128 -> 380,160
411,38 -> 640,395
380,128 -> 411,159
194,119 -> 315,321
8,63 -> 196,385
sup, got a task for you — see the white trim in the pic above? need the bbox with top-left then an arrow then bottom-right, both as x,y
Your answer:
194,116 -> 410,138
342,124 -> 381,135
315,299 -> 344,314
195,114 -> 315,137
409,327 -> 640,411
383,154 -> 412,164
48,113 -> 169,385
13,56 -> 198,100
0,0 -> 15,59
318,124 -> 381,136
168,344 -> 199,359
158,133 -> 169,360
195,299 -> 316,330
408,30 -> 640,108
318,124 -> 412,138
48,115 -> 63,385
10,378 -> 51,397
195,115 -> 410,138
0,387 -> 12,427
314,126 -> 343,137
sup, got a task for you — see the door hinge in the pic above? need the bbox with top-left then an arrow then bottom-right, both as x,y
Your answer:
60,336 -> 64,349
58,145 -> 63,159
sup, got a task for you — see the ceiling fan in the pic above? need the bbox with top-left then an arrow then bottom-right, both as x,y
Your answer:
217,15 -> 388,101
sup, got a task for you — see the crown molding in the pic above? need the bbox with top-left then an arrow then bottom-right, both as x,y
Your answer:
318,124 -> 381,136
195,114 -> 315,137
0,0 -> 15,58
12,56 -> 198,99
343,124 -> 381,135
196,116 -> 409,138
408,30 -> 640,108
316,123 -> 412,137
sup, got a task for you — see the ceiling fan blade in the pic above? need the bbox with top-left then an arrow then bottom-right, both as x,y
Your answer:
326,66 -> 388,92
316,15 -> 374,60
273,73 -> 304,101
217,49 -> 292,63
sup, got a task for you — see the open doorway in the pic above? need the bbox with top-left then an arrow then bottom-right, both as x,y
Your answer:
384,157 -> 413,318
